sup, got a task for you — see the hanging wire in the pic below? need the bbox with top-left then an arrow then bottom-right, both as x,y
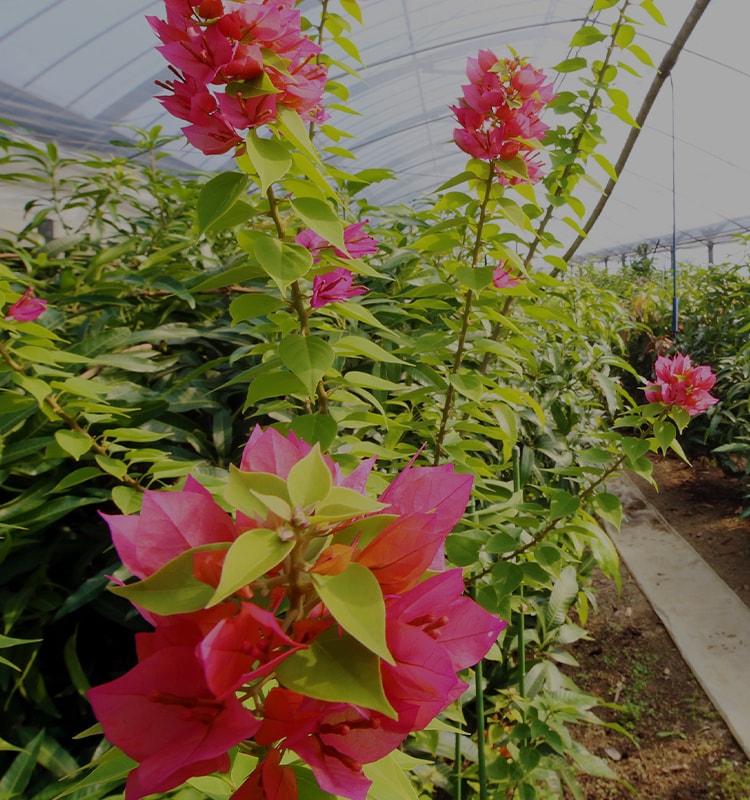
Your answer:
669,73 -> 678,344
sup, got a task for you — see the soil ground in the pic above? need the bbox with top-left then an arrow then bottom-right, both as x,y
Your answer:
569,455 -> 750,799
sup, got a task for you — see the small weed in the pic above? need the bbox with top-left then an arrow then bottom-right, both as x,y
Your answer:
708,758 -> 750,800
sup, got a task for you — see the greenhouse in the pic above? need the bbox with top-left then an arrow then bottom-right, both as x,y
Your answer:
1,1 -> 749,799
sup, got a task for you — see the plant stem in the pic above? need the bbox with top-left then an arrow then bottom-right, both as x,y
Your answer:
522,0 -> 632,269
476,3 -> 635,375
433,166 -> 495,464
512,447 -> 526,704
473,584 -> 488,800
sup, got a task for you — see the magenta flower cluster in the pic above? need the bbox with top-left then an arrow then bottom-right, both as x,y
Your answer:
88,427 -> 503,800
451,50 -> 554,184
644,353 -> 719,417
295,221 -> 379,309
148,0 -> 328,154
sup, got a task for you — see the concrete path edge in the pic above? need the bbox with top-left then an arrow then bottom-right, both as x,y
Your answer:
607,473 -> 750,759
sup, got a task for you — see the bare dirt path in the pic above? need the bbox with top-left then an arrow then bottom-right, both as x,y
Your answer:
568,456 -> 750,799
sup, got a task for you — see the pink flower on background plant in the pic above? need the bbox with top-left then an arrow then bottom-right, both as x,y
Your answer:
492,263 -> 522,289
295,221 -> 379,262
451,50 -> 554,183
644,353 -> 719,416
311,269 -> 368,308
5,287 -> 47,322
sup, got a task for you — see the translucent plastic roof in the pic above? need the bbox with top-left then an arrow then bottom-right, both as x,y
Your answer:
1,1 -> 749,261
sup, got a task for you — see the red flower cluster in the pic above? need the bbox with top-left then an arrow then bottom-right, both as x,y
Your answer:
88,426 -> 504,800
451,50 -> 554,183
644,353 -> 719,416
148,0 -> 328,154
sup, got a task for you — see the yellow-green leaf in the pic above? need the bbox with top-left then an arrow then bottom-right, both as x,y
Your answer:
275,628 -> 396,717
312,563 -> 394,664
208,528 -> 294,606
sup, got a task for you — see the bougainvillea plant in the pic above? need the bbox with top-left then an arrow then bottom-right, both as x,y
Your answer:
46,1 -> 719,798
87,426 -> 504,800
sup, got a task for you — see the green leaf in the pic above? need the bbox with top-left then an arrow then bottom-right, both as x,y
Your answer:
242,130 -> 292,192
570,25 -> 607,47
275,106 -> 322,165
614,23 -> 635,48
205,198 -> 254,234
622,437 -> 650,465
54,747 -> 136,799
279,334 -> 334,396
640,0 -> 666,25
287,444 -> 332,509
112,485 -> 143,514
64,630 -> 91,696
344,371 -> 404,392
11,372 -> 51,406
0,633 -> 41,649
610,103 -> 639,128
450,373 -> 485,402
224,466 -> 292,520
312,563 -> 394,664
333,300 -> 389,330
254,235 -> 312,294
245,370 -> 308,406
627,43 -> 655,67
592,152 -> 618,181
364,751 -> 422,800
208,528 -> 294,606
668,405 -> 690,433
334,335 -> 406,364
554,57 -> 587,73
653,419 -> 676,452
102,428 -> 167,443
290,414 -> 338,450
313,486 -> 388,521
290,197 -> 346,253
0,729 -> 44,799
53,429 -> 92,461
51,466 -> 101,492
340,0 -> 362,23
94,454 -> 128,479
591,491 -> 623,530
229,293 -> 285,323
55,375 -> 109,400
197,172 -> 249,234
497,196 -> 531,230
110,546 -> 225,615
192,263 -> 265,292
549,489 -> 581,520
276,627 -> 396,717
455,265 -> 494,292
546,566 -> 579,627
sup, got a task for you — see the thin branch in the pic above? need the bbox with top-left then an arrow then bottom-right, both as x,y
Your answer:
558,0 -> 713,269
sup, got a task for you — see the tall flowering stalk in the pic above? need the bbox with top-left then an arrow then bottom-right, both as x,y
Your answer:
87,427 -> 504,800
434,50 -> 554,462
148,0 -> 381,417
